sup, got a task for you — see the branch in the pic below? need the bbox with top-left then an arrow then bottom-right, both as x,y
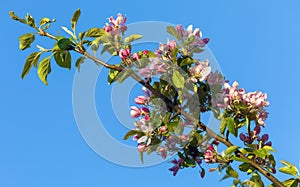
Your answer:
38,29 -> 286,187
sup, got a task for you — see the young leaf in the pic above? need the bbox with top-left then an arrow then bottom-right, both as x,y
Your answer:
39,18 -> 50,26
250,173 -> 264,187
124,34 -> 142,43
226,166 -> 239,179
25,13 -> 36,28
9,11 -> 27,24
227,119 -> 237,137
123,130 -> 143,140
279,160 -> 299,176
225,146 -> 239,155
117,69 -> 133,83
61,26 -> 76,39
37,56 -> 51,85
53,50 -> 71,69
85,28 -> 105,38
281,178 -> 299,187
21,52 -> 42,79
19,33 -> 35,50
172,70 -> 185,89
238,163 -> 251,172
71,8 -> 81,30
75,56 -> 86,72
108,68 -> 120,85
166,26 -> 179,40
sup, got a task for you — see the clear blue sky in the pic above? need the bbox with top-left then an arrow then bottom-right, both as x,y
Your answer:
1,1 -> 300,186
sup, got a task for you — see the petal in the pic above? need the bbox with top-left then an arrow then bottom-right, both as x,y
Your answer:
137,136 -> 148,143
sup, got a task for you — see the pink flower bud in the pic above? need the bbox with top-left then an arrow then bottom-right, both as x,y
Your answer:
130,106 -> 141,118
144,115 -> 150,121
119,48 -> 130,60
137,143 -> 147,152
132,53 -> 140,61
143,50 -> 149,55
134,96 -> 147,105
141,107 -> 150,114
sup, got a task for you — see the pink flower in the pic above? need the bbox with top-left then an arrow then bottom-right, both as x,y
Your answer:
204,145 -> 217,163
130,106 -> 141,118
204,149 -> 217,163
104,13 -> 127,35
139,67 -> 152,78
189,60 -> 211,82
119,48 -> 130,60
134,96 -> 147,105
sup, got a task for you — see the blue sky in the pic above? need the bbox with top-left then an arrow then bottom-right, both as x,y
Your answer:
1,0 -> 300,186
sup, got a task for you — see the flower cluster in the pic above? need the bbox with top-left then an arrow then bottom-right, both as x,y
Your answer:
155,39 -> 177,58
220,81 -> 269,126
239,126 -> 272,147
175,25 -> 209,56
103,13 -> 127,36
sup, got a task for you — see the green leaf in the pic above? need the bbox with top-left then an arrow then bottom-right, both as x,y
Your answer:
254,148 -> 268,159
108,68 -> 120,85
282,178 -> 299,187
71,8 -> 81,30
75,56 -> 85,72
279,160 -> 299,176
124,34 -> 142,43
226,166 -> 239,179
25,13 -> 36,28
192,47 -> 204,53
85,28 -> 105,38
220,117 -> 227,136
61,26 -> 76,39
39,18 -> 50,26
19,33 -> 35,50
53,50 -> 71,69
37,56 -> 51,85
184,35 -> 195,45
180,57 -> 196,66
268,154 -> 276,167
227,117 -> 237,137
225,146 -> 239,155
263,146 -> 276,153
21,52 -> 42,79
238,163 -> 251,172
166,26 -> 179,40
219,174 -> 231,182
9,11 -> 26,24
123,130 -> 143,140
57,38 -> 71,50
250,173 -> 264,187
172,70 -> 185,89
231,156 -> 251,163
117,69 -> 133,84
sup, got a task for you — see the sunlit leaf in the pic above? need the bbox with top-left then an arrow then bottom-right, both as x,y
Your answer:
37,56 -> 51,85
